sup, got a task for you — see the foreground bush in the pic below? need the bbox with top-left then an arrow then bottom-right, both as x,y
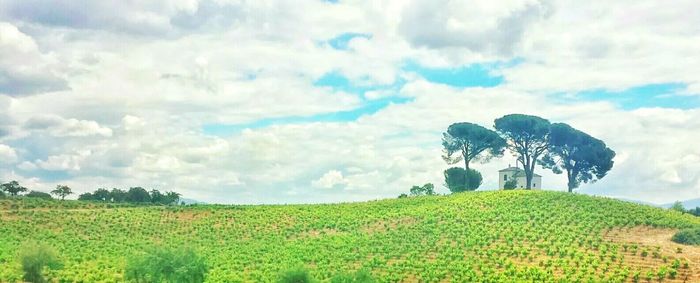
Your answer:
671,228 -> 700,245
125,246 -> 208,283
330,269 -> 375,283
277,267 -> 314,283
276,267 -> 375,283
19,242 -> 62,283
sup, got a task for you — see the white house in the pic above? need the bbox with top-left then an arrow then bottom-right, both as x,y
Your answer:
498,166 -> 542,190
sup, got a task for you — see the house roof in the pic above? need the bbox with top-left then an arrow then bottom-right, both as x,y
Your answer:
499,167 -> 542,177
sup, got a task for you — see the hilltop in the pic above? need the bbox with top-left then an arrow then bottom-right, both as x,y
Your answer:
1,191 -> 700,282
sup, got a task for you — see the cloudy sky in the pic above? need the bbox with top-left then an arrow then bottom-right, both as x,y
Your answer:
1,0 -> 699,204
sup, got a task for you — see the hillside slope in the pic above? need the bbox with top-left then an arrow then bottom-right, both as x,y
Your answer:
1,191 -> 700,282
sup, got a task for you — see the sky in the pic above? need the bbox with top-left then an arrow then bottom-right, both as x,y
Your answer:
1,0 -> 699,205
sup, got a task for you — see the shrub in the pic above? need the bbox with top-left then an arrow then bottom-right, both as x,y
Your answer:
503,179 -> 518,190
277,267 -> 314,283
25,191 -> 53,200
19,242 -> 62,283
444,167 -> 483,192
330,269 -> 375,283
671,228 -> 700,245
409,183 -> 436,196
125,246 -> 208,283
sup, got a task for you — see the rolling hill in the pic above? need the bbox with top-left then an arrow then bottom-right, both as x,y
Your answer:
1,191 -> 700,282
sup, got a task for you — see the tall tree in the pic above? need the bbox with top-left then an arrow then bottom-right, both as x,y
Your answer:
127,187 -> 151,203
93,188 -> 111,202
494,114 -> 551,189
542,123 -> 615,192
51,185 -> 73,200
110,188 -> 127,202
1,180 -> 28,196
442,122 -> 505,188
150,190 -> 164,204
164,191 -> 182,205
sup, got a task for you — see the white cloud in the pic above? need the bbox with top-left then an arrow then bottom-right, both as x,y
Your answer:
24,115 -> 113,137
0,22 -> 68,96
0,144 -> 17,163
399,0 -> 551,56
34,150 -> 91,171
312,170 -> 349,189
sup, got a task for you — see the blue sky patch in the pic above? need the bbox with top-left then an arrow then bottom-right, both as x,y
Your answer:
402,61 -> 509,88
573,83 -> 697,110
202,97 -> 412,136
328,33 -> 371,50
313,70 -> 405,97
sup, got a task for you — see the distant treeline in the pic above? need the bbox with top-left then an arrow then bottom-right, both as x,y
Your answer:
78,187 -> 181,205
670,201 -> 700,217
1,180 -> 182,205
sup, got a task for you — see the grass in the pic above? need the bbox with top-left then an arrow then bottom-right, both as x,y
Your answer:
1,190 -> 699,282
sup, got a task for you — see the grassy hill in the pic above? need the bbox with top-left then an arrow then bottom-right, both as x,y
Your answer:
2,190 -> 700,282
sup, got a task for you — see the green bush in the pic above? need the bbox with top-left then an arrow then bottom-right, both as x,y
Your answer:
25,191 -> 53,200
125,246 -> 208,283
277,267 -> 315,283
671,228 -> 700,245
503,179 -> 518,190
19,242 -> 62,283
330,269 -> 375,283
444,167 -> 483,192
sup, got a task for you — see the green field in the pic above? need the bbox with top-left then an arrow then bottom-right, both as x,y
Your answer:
2,191 -> 700,282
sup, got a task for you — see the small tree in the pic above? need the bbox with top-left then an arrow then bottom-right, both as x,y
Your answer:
688,207 -> 700,217
50,185 -> 73,200
19,242 -> 62,283
398,193 -> 408,199
78,192 -> 94,201
503,179 -> 518,190
444,167 -> 482,193
26,191 -> 53,200
670,201 -> 686,214
125,246 -> 208,283
1,180 -> 28,196
409,183 -> 436,196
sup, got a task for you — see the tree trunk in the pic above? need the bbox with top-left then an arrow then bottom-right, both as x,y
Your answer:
525,172 -> 533,190
463,145 -> 470,190
524,157 -> 533,189
566,169 -> 576,193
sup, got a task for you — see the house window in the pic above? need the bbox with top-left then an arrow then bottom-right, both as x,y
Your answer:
504,175 -> 508,181
533,183 -> 536,187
